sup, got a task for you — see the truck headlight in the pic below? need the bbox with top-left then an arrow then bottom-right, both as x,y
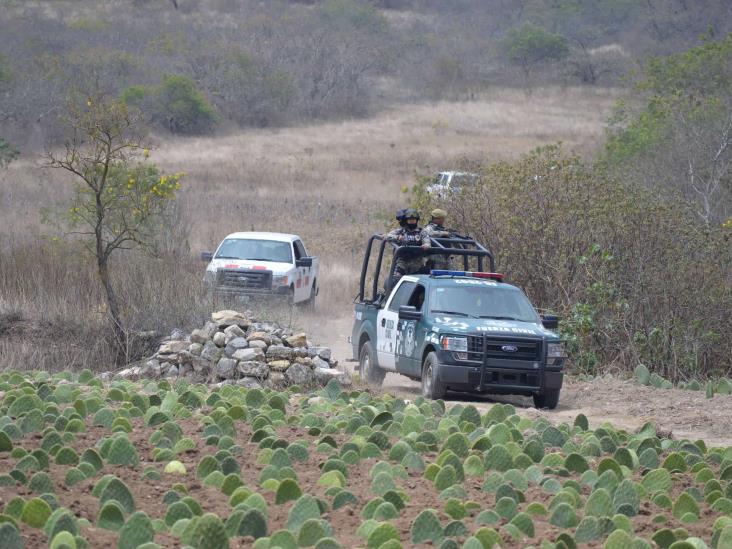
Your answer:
272,275 -> 289,287
442,336 -> 468,360
547,342 -> 567,367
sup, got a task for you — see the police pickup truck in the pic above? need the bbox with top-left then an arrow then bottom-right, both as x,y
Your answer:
350,234 -> 565,408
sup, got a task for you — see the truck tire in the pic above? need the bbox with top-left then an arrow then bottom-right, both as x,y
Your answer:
533,389 -> 560,409
359,341 -> 385,387
299,281 -> 317,311
421,352 -> 446,400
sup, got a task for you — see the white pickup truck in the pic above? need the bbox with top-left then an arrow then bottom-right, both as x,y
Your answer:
201,232 -> 319,307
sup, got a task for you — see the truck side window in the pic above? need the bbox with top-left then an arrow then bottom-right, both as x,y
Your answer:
407,284 -> 426,311
388,281 -> 416,312
294,240 -> 307,259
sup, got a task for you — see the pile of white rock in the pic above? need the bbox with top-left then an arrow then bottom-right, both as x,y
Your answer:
113,310 -> 350,389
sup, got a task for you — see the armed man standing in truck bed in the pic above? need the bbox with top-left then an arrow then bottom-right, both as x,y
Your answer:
384,208 -> 431,281
423,208 -> 453,270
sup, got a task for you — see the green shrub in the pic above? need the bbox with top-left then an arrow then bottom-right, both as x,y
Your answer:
153,75 -> 219,135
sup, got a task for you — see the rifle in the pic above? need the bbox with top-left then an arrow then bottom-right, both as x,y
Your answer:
446,228 -> 472,240
431,227 -> 471,240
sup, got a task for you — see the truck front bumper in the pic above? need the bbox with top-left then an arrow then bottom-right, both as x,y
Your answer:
437,363 -> 563,395
435,343 -> 563,396
212,285 -> 291,297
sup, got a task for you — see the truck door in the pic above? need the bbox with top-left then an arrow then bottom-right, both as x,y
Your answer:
377,280 -> 415,371
395,283 -> 426,378
293,240 -> 310,302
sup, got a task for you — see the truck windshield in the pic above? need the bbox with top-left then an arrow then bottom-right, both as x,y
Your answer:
429,284 -> 540,323
215,239 -> 293,263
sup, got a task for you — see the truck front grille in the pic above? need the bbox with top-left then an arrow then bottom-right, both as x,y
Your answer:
467,335 -> 542,362
217,269 -> 272,290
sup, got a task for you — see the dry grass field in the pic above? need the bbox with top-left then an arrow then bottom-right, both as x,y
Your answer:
153,86 -> 619,303
0,86 -> 619,369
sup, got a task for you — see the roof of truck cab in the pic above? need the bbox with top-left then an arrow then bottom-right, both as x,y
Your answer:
223,232 -> 300,242
400,273 -> 519,291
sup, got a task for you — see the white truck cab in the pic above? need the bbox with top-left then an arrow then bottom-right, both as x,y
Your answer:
425,171 -> 480,197
201,232 -> 319,306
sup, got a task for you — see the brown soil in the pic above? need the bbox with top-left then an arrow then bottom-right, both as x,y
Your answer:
2,382 -> 727,548
373,372 -> 732,448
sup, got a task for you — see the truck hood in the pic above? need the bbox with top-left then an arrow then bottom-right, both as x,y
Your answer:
206,258 -> 293,275
431,316 -> 558,339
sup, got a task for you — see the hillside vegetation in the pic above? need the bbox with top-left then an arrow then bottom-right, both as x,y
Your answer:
1,0 -> 731,146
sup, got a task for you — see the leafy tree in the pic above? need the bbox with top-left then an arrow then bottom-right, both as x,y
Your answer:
0,138 -> 18,168
604,33 -> 732,224
121,75 -> 219,135
155,74 -> 219,135
500,23 -> 569,81
47,96 -> 183,350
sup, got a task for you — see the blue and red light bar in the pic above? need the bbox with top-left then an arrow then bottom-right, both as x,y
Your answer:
430,270 -> 504,281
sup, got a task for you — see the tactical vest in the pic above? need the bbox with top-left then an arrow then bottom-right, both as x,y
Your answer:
400,229 -> 423,258
402,229 -> 423,245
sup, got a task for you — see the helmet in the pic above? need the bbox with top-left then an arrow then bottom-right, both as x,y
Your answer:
431,208 -> 447,219
404,208 -> 420,221
395,208 -> 408,227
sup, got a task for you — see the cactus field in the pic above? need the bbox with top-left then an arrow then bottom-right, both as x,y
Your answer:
0,370 -> 731,548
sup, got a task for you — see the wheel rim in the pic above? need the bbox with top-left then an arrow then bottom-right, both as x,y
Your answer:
422,364 -> 432,396
361,354 -> 370,379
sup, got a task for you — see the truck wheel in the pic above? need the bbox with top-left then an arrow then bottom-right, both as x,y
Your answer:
359,341 -> 385,387
299,281 -> 317,311
421,352 -> 446,400
533,390 -> 560,409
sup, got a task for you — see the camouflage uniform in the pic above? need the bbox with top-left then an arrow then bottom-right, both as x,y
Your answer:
385,227 -> 431,279
423,221 -> 453,270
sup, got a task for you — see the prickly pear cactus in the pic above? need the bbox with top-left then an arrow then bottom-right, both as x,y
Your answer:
117,511 -> 155,549
0,523 -> 23,549
20,497 -> 53,528
187,513 -> 229,549
99,478 -> 135,514
107,436 -> 139,467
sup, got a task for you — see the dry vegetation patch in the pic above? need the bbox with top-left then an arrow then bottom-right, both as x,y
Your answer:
0,88 -> 618,374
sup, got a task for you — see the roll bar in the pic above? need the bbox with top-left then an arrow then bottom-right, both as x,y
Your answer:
357,234 -> 496,303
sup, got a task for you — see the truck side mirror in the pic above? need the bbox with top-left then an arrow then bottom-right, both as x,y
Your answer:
541,314 -> 559,330
296,257 -> 313,267
399,305 -> 422,321
200,251 -> 213,262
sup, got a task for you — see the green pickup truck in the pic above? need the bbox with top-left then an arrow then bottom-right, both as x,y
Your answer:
350,235 -> 566,408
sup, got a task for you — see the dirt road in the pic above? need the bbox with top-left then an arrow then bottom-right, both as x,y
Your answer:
309,314 -> 732,448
